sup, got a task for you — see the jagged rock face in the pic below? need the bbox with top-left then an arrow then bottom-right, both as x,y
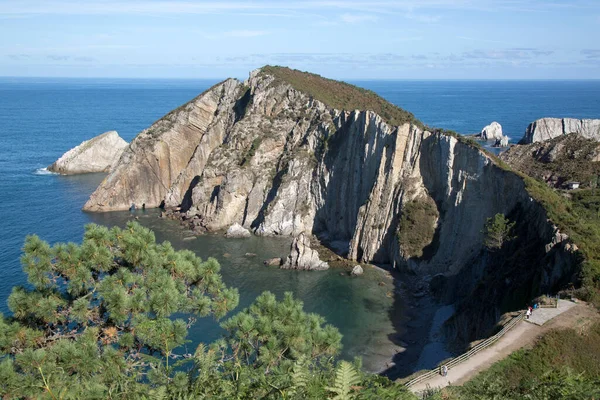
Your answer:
83,79 -> 241,211
48,131 -> 127,174
520,117 -> 600,144
83,68 -> 573,281
283,233 -> 329,270
478,122 -> 503,140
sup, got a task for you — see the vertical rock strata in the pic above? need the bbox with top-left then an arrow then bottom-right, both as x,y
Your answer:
84,67 -> 575,290
521,117 -> 600,144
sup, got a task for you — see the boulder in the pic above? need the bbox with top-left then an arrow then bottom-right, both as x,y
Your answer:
520,118 -> 600,144
282,233 -> 329,270
48,131 -> 128,174
479,122 -> 503,141
225,223 -> 251,238
351,265 -> 364,276
264,257 -> 283,266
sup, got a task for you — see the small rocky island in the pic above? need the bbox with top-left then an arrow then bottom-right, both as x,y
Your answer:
48,130 -> 127,174
80,66 -> 583,346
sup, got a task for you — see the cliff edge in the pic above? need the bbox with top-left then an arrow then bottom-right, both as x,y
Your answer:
520,117 -> 600,144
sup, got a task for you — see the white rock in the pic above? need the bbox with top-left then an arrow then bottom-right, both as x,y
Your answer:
225,223 -> 251,238
351,265 -> 364,276
48,131 -> 127,174
283,233 -> 329,270
493,135 -> 509,147
521,118 -> 600,144
479,122 -> 503,141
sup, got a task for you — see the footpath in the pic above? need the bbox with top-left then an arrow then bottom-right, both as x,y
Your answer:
409,300 -> 592,394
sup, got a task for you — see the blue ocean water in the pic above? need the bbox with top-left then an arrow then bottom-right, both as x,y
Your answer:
357,80 -> 600,141
1,77 -> 599,370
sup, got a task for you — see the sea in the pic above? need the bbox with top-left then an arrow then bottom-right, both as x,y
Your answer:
1,77 -> 599,370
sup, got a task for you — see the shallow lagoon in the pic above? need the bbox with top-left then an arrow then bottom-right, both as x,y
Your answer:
87,210 -> 398,371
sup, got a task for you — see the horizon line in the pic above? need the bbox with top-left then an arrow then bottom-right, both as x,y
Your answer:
1,75 -> 600,82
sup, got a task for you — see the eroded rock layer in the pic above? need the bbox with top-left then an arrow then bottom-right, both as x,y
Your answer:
520,117 -> 600,144
84,67 -> 579,342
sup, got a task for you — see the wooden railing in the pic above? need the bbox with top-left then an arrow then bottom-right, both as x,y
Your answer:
404,311 -> 525,389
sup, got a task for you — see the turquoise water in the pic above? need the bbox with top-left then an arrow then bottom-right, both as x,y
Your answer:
0,77 -> 599,370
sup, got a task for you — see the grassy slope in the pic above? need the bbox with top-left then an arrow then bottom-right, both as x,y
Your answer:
500,134 -> 600,188
445,323 -> 600,399
259,66 -> 424,128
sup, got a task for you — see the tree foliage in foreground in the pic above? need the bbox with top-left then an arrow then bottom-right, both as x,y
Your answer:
0,222 -> 415,399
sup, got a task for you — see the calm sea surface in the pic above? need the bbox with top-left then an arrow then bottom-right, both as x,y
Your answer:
1,77 -> 599,368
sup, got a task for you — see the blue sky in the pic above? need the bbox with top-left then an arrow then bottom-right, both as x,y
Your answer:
1,0 -> 599,79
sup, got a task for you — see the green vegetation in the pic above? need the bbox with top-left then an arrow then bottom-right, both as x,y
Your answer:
502,134 -> 600,188
259,66 -> 424,128
482,213 -> 516,250
240,137 -> 261,166
0,222 -> 415,399
397,196 -> 439,258
437,322 -> 600,399
522,177 -> 600,305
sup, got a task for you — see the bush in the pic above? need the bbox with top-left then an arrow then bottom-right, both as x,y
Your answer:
483,213 -> 516,250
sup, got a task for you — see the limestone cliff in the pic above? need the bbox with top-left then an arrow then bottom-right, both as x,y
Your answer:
520,117 -> 600,144
49,131 -> 127,174
83,66 -> 579,343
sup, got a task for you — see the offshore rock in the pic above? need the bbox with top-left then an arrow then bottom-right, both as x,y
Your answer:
283,233 -> 329,270
225,223 -> 251,238
48,131 -> 127,174
493,135 -> 509,147
351,265 -> 364,276
478,122 -> 503,141
520,118 -> 600,144
264,257 -> 283,267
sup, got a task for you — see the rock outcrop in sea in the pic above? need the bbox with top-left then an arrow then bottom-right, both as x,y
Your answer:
493,136 -> 509,147
48,131 -> 128,175
83,66 -> 580,344
225,223 -> 251,238
283,233 -> 329,270
478,121 -> 503,141
520,117 -> 600,144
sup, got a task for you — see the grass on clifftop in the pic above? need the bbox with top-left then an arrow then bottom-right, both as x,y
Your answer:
259,66 -> 424,128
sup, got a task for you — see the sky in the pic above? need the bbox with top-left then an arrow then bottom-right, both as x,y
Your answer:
0,0 -> 599,79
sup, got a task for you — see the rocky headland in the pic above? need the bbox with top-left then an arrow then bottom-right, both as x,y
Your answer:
520,117 -> 600,144
501,133 -> 600,188
82,66 -> 581,349
48,130 -> 128,174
